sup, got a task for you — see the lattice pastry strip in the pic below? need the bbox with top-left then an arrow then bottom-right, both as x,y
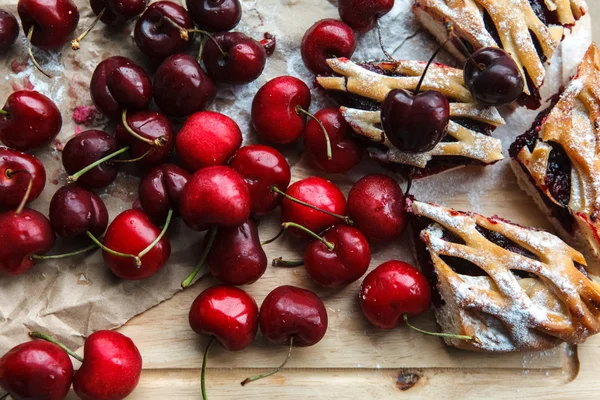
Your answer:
410,199 -> 600,352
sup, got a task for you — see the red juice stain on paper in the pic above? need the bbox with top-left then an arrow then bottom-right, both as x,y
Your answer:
72,106 -> 100,126
10,57 -> 28,73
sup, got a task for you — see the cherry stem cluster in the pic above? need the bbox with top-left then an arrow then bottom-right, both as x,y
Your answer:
163,15 -> 191,41
111,147 -> 156,164
241,336 -> 294,386
402,314 -> 480,344
26,26 -> 52,79
295,106 -> 332,160
414,34 -> 452,95
188,28 -> 228,59
32,243 -> 98,260
181,225 -> 218,288
8,169 -> 33,215
282,222 -> 334,250
29,331 -> 84,362
201,336 -> 216,400
72,7 -> 106,50
260,228 -> 284,246
122,110 -> 167,147
444,22 -> 485,72
67,146 -> 130,184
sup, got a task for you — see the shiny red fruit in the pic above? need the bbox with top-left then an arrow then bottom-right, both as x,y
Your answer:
0,10 -> 19,53
337,0 -> 394,33
203,32 -> 266,84
186,0 -> 241,32
91,0 -> 148,26
18,0 -> 79,50
301,19 -> 356,76
138,163 -> 190,221
49,184 -> 109,238
0,147 -> 46,209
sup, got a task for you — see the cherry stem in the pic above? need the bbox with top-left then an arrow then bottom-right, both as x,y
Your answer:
26,26 -> 52,79
66,146 -> 129,184
271,185 -> 353,225
281,222 -> 334,250
86,230 -> 142,267
376,19 -> 396,62
137,208 -> 173,260
414,33 -> 452,95
121,110 -> 166,147
201,336 -> 215,400
402,314 -> 480,344
31,243 -> 98,260
29,331 -> 84,362
189,29 -> 227,58
444,22 -> 485,72
272,257 -> 303,267
9,169 -> 33,215
0,109 -> 7,116
260,228 -> 284,246
181,225 -> 218,288
241,336 -> 294,386
295,106 -> 332,160
163,15 -> 190,41
111,147 -> 156,164
71,8 -> 106,50
0,392 -> 8,400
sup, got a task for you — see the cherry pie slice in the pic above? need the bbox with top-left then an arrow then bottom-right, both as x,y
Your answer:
412,0 -> 588,109
317,58 -> 505,179
510,44 -> 600,273
408,198 -> 600,352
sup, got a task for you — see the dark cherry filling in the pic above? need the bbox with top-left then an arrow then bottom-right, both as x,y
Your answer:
528,0 -> 560,26
546,142 -> 571,207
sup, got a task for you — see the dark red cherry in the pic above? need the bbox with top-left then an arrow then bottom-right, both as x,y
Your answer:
17,0 -> 79,50
337,0 -> 393,33
301,19 -> 356,76
153,53 -> 216,117
139,163 -> 190,221
134,1 -> 194,60
259,32 -> 276,56
381,88 -> 449,153
186,0 -> 241,32
62,130 -> 119,189
49,184 -> 109,238
0,147 -> 46,209
464,47 -> 524,107
90,56 -> 153,121
91,0 -> 148,26
202,32 -> 267,84
0,10 -> 19,53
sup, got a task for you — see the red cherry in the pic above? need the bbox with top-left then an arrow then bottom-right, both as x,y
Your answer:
186,0 -> 241,32
153,54 -> 216,117
0,10 -> 19,53
73,331 -> 142,400
251,76 -> 311,145
91,0 -> 148,26
347,174 -> 407,242
304,107 -> 363,173
49,184 -> 109,238
176,111 -> 242,172
138,163 -> 190,221
229,144 -> 291,215
0,340 -> 73,400
102,209 -> 171,280
203,32 -> 267,84
337,0 -> 394,33
0,147 -> 46,209
17,0 -> 79,50
0,90 -> 62,151
180,166 -> 250,231
259,32 -> 276,57
301,19 -> 356,76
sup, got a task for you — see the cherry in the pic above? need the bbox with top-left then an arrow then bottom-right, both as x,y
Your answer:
153,54 -> 216,117
259,32 -> 276,56
229,144 -> 291,216
115,110 -> 174,166
100,209 -> 172,280
0,10 -> 19,53
134,1 -> 194,60
49,184 -> 108,238
0,340 -> 73,400
241,285 -> 327,386
251,76 -> 311,145
337,0 -> 393,32
0,90 -> 62,151
347,174 -> 407,242
463,47 -> 524,107
176,111 -> 242,172
90,56 -> 153,121
301,19 -> 356,76
180,166 -> 250,231
189,285 -> 258,399
202,32 -> 267,84
304,107 -> 363,173
186,0 -> 241,32
0,147 -> 46,210
138,163 -> 190,221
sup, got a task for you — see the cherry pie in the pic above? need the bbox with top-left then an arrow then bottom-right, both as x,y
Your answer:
408,198 -> 600,352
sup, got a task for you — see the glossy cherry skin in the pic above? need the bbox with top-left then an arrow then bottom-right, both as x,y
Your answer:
206,219 -> 267,285
251,76 -> 311,145
0,147 -> 46,209
180,166 -> 250,231
115,110 -> 175,166
301,19 -> 356,76
18,0 -> 79,50
134,1 -> 194,60
175,111 -> 242,172
464,47 -> 524,107
186,0 -> 241,32
304,107 -> 363,173
359,260 -> 431,329
203,32 -> 267,84
102,209 -> 171,280
337,0 -> 394,33
347,174 -> 406,242
259,285 -> 328,347
73,331 -> 142,400
0,10 -> 19,53
153,54 -> 216,117
281,176 -> 347,238
189,285 -> 259,351
91,0 -> 148,26
49,184 -> 109,238
62,130 -> 119,189
0,209 -> 55,276
304,225 -> 370,289
229,144 -> 291,215
0,340 -> 74,400
0,90 -> 62,151
90,56 -> 153,121
381,89 -> 449,153
139,163 -> 190,221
